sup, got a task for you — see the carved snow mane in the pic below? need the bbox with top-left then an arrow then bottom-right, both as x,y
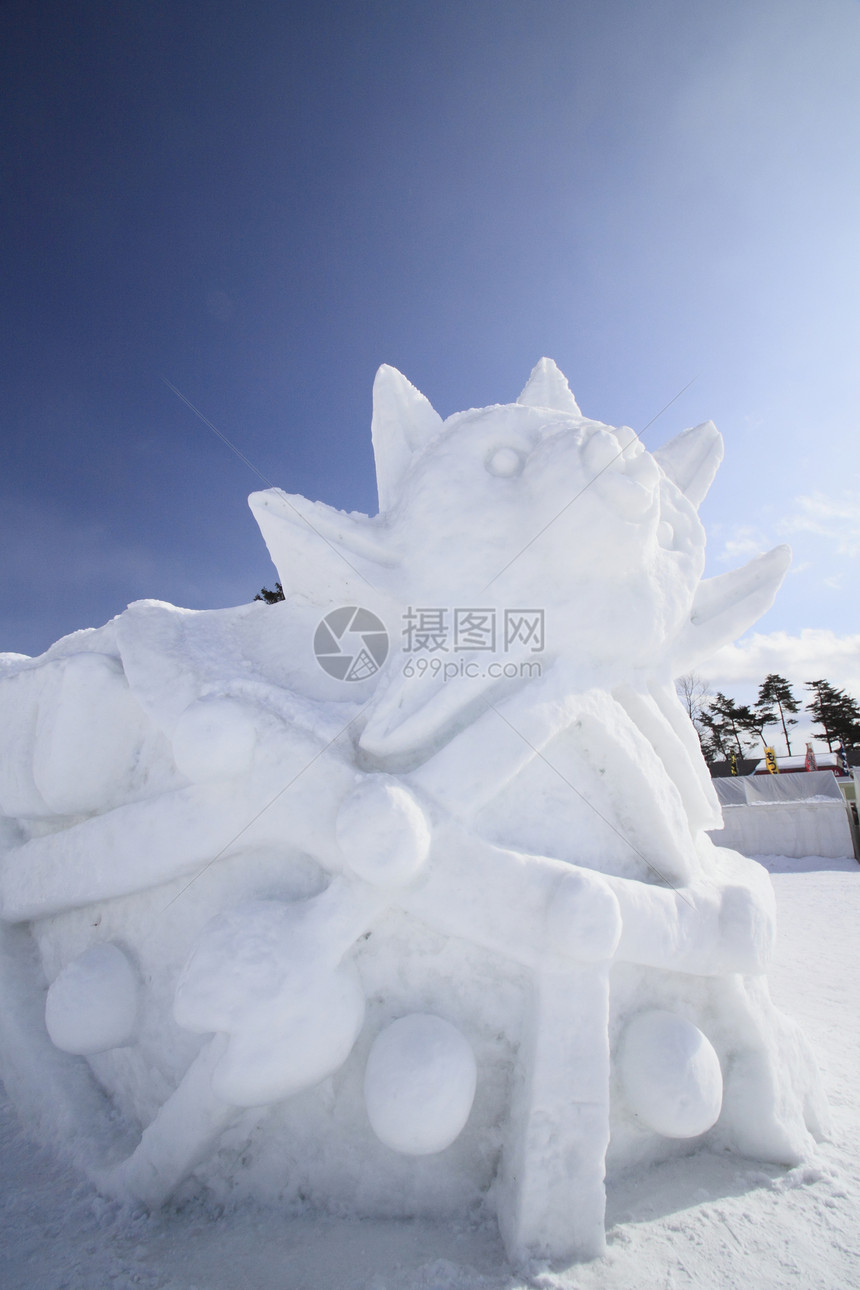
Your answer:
0,362 -> 826,1268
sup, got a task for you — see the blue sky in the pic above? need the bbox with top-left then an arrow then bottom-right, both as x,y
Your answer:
1,0 -> 858,704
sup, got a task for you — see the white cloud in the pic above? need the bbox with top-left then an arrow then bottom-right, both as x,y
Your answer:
698,628 -> 860,700
778,489 -> 860,558
694,628 -> 860,754
714,489 -> 860,574
715,525 -> 773,564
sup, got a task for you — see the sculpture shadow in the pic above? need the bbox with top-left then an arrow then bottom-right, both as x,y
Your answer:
605,1148 -> 788,1228
754,853 -> 858,875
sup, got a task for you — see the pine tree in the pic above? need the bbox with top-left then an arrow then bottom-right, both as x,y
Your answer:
697,708 -> 728,763
740,700 -> 771,751
254,582 -> 285,604
805,680 -> 860,751
756,673 -> 800,755
701,691 -> 759,760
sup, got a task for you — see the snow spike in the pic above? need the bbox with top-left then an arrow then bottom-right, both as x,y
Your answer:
517,357 -> 581,416
673,545 -> 791,673
248,487 -> 398,607
371,365 -> 443,513
654,421 -> 723,509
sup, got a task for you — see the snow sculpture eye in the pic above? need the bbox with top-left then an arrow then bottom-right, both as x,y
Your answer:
486,446 -> 524,477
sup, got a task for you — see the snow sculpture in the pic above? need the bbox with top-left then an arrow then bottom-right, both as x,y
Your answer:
0,360 -> 827,1267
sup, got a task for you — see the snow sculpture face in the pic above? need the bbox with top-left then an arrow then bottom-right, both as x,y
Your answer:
0,360 -> 826,1270
388,403 -> 704,670
251,363 -> 716,686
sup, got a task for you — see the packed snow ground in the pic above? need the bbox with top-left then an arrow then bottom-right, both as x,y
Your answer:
1,851 -> 857,1290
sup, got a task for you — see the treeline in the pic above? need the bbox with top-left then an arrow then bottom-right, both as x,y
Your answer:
676,673 -> 860,763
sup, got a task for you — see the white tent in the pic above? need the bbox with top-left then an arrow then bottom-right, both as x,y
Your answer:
709,770 -> 857,860
751,752 -> 840,775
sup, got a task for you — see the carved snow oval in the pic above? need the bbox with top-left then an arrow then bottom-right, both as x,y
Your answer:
45,943 -> 140,1056
618,1009 -> 723,1139
364,1014 -> 477,1155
